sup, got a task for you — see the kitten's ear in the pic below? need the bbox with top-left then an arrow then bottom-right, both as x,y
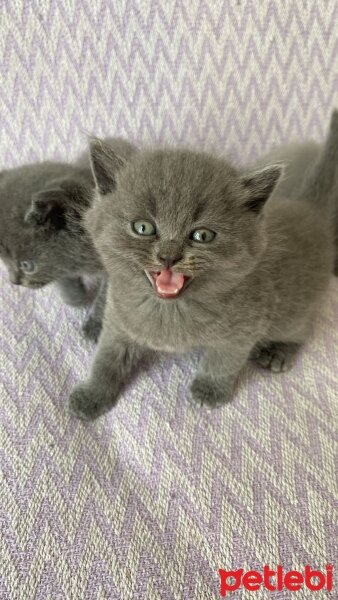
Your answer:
89,137 -> 126,195
240,164 -> 283,213
25,188 -> 68,229
25,178 -> 90,230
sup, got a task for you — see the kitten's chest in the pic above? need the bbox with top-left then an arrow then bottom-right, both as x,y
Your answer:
116,300 -> 205,351
108,289 -> 241,352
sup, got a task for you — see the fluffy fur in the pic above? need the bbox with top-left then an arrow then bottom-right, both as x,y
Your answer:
68,112 -> 338,419
255,139 -> 338,274
0,138 -> 137,340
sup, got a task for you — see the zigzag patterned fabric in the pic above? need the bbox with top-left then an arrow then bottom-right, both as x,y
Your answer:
0,2 -> 337,599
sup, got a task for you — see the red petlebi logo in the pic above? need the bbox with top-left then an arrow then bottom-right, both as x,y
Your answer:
219,565 -> 334,596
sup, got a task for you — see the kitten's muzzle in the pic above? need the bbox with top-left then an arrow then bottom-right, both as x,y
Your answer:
21,279 -> 47,289
10,274 -> 22,285
8,268 -> 23,285
156,253 -> 183,269
144,268 -> 192,299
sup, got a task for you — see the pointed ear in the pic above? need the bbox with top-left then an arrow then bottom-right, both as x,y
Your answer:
25,178 -> 90,230
240,164 -> 283,213
25,188 -> 68,229
89,137 -> 126,195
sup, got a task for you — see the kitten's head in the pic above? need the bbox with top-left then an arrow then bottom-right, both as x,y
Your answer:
0,163 -> 100,288
87,141 -> 282,302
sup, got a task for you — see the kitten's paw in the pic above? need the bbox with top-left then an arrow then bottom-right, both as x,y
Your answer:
252,341 -> 299,373
190,376 -> 233,407
68,383 -> 113,420
82,316 -> 102,343
58,278 -> 89,307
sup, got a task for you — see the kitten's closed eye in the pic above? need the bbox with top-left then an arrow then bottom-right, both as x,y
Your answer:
19,260 -> 37,274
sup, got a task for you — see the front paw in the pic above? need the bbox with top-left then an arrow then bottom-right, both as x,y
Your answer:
68,382 -> 115,420
251,341 -> 299,373
190,376 -> 234,407
59,280 -> 89,307
82,316 -> 102,343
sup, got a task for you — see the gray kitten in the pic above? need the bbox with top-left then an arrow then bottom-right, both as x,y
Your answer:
68,112 -> 338,420
255,139 -> 338,274
0,138 -> 137,340
254,141 -> 320,199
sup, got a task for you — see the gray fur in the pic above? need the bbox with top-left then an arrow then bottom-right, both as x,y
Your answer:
254,140 -> 320,200
68,112 -> 338,419
0,138 -> 137,338
255,138 -> 338,274
81,277 -> 108,343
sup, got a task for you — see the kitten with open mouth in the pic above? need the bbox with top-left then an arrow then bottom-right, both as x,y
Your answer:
69,111 -> 338,420
145,269 -> 191,298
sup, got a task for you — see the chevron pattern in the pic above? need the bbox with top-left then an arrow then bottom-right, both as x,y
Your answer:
1,2 -> 338,599
1,277 -> 338,600
1,1 -> 338,167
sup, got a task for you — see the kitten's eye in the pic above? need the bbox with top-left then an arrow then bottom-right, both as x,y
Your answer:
19,260 -> 36,274
132,220 -> 156,236
190,228 -> 216,243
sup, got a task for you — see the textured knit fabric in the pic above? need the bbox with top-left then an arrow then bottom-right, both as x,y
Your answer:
0,2 -> 337,599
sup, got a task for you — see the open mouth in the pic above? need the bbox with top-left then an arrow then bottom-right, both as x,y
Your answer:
145,269 -> 191,299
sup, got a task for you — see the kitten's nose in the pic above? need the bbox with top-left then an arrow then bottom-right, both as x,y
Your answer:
157,254 -> 182,269
10,272 -> 21,285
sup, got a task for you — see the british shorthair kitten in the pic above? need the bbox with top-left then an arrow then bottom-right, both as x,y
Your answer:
255,139 -> 338,274
0,138 -> 137,340
68,112 -> 338,419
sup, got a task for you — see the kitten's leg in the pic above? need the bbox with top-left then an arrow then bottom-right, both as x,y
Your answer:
68,328 -> 144,420
251,341 -> 300,373
82,278 -> 107,343
56,277 -> 88,307
191,343 -> 254,407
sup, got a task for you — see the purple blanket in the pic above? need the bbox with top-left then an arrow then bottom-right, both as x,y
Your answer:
1,2 -> 338,598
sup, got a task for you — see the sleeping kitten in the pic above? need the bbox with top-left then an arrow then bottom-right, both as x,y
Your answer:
68,112 -> 338,420
0,138 -> 137,340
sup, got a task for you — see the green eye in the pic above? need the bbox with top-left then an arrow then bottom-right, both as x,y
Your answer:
133,220 -> 156,236
19,260 -> 36,274
190,228 -> 216,243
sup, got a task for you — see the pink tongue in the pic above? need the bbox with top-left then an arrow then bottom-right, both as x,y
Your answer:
155,269 -> 185,296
